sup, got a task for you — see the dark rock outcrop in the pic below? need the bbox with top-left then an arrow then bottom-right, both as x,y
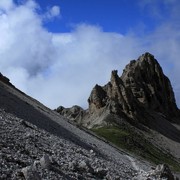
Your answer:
0,73 -> 14,87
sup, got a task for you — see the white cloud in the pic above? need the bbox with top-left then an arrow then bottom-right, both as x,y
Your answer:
5,67 -> 29,92
28,24 -> 143,108
45,5 -> 60,19
0,1 -> 56,76
0,0 -> 180,109
50,6 -> 60,17
0,0 -> 14,11
138,0 -> 180,21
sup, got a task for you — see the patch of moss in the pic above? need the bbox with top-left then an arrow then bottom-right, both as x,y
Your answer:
92,126 -> 180,172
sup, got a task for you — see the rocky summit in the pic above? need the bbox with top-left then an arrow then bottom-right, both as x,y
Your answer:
121,52 -> 179,120
87,52 -> 179,125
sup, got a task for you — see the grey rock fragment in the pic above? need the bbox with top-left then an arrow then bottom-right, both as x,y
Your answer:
154,164 -> 174,180
40,154 -> 51,169
134,164 -> 175,180
78,160 -> 88,171
21,166 -> 41,180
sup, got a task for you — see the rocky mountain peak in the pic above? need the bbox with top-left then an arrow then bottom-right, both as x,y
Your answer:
121,52 -> 178,119
56,52 -> 179,127
138,52 -> 155,62
86,53 -> 179,125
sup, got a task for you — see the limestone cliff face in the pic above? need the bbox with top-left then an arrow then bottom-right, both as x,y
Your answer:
87,52 -> 179,124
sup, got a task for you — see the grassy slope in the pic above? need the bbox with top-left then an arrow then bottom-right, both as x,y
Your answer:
92,126 -> 180,172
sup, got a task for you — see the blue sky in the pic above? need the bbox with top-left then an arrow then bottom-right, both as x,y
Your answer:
41,0 -> 144,33
35,0 -> 161,33
36,0 -> 175,34
0,0 -> 180,109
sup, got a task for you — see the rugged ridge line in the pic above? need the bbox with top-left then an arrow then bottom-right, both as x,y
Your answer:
57,52 -> 179,127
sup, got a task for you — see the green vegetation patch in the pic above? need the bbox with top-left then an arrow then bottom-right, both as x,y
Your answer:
92,126 -> 180,172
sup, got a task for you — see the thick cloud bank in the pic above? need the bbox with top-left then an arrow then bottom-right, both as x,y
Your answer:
0,0 -> 180,109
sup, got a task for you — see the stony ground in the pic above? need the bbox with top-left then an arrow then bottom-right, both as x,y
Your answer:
0,109 -> 137,179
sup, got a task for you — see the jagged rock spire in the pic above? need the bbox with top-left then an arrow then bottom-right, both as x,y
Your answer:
88,53 -> 179,123
121,52 -> 178,118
